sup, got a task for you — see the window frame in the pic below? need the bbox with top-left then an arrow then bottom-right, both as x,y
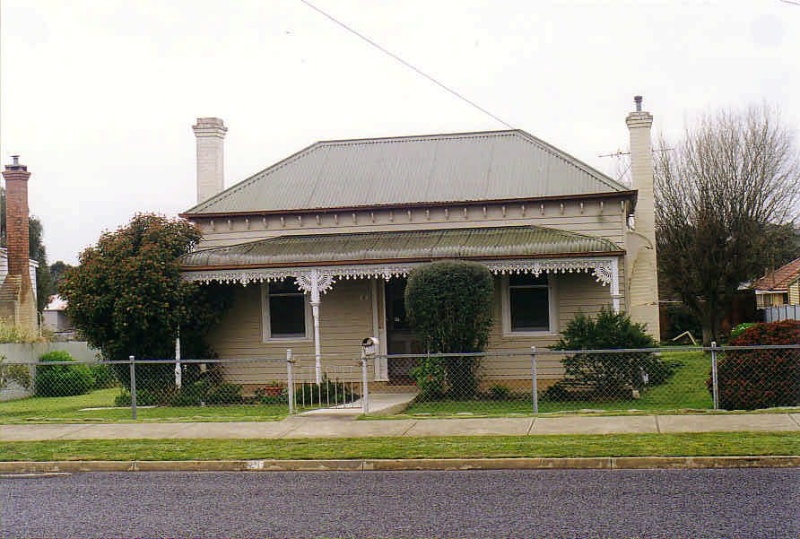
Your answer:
500,273 -> 557,336
261,280 -> 312,342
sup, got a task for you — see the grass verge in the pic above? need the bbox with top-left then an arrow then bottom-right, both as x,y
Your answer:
0,388 -> 288,424
1,432 -> 797,462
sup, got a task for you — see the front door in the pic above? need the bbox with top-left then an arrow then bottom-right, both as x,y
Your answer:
385,278 -> 422,381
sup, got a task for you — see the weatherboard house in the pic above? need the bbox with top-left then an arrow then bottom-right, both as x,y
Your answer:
179,98 -> 660,388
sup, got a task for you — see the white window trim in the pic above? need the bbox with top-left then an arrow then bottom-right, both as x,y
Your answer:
500,274 -> 558,336
261,282 -> 313,342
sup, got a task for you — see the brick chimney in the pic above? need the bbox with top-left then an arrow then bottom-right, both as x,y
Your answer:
625,96 -> 661,339
0,155 -> 37,332
192,117 -> 227,204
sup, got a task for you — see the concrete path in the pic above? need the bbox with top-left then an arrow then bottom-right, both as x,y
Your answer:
1,412 -> 798,442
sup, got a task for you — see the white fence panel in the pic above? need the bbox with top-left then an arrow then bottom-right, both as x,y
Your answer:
764,305 -> 800,322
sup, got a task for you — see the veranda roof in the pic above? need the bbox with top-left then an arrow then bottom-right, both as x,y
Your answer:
181,226 -> 623,270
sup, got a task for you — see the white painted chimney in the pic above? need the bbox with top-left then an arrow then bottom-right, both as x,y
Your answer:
625,95 -> 661,339
626,96 -> 655,238
192,117 -> 227,204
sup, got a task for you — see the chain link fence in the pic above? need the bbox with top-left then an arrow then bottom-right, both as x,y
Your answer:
381,345 -> 799,415
0,345 -> 796,421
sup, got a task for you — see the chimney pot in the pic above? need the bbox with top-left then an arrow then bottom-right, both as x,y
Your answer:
5,155 -> 27,172
634,95 -> 643,112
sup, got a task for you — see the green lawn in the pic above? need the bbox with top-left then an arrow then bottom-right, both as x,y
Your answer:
0,388 -> 288,423
0,350 -> 715,422
1,432 -> 796,462
398,350 -> 713,418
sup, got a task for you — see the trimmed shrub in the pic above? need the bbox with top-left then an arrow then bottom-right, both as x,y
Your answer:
405,261 -> 494,399
35,350 -> 95,397
89,363 -> 118,389
411,356 -> 446,400
713,320 -> 800,410
551,308 -> 673,398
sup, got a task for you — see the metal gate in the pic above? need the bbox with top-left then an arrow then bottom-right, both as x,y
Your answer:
286,355 -> 368,414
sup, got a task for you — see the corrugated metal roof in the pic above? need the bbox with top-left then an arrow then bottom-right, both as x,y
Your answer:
181,226 -> 623,269
184,130 -> 628,216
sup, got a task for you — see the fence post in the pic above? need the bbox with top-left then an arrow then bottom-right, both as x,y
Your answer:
129,355 -> 137,420
710,341 -> 719,410
361,352 -> 370,414
531,346 -> 539,414
286,349 -> 295,415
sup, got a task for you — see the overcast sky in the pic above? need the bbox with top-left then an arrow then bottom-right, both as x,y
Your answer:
1,0 -> 798,265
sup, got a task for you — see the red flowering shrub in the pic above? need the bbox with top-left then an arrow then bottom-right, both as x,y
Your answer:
712,320 -> 800,410
60,213 -> 232,394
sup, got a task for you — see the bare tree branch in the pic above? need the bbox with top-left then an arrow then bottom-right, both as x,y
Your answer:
655,104 -> 800,345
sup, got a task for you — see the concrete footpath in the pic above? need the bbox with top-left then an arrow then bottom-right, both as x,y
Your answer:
2,412 -> 799,442
1,396 -> 798,472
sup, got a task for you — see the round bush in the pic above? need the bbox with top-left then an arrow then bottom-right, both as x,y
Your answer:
714,320 -> 800,410
36,350 -> 95,397
405,261 -> 494,399
553,308 -> 670,396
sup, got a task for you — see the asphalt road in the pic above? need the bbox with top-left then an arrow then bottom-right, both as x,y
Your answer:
2,469 -> 797,538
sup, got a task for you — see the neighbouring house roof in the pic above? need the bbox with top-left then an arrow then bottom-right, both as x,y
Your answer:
181,225 -> 623,270
752,257 -> 800,292
182,130 -> 632,217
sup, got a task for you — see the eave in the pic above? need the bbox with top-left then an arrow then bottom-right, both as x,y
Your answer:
180,190 -> 637,220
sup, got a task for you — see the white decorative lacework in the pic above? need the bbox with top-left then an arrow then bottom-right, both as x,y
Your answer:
183,268 -> 298,286
295,269 -> 335,296
483,259 -> 617,287
182,257 -> 620,292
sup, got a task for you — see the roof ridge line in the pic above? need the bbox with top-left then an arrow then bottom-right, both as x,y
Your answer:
317,129 -> 522,146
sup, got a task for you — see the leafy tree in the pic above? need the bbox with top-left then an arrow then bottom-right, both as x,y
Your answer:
59,213 -> 231,392
764,223 -> 800,268
28,216 -> 52,313
405,261 -> 494,398
655,105 -> 800,345
49,260 -> 73,294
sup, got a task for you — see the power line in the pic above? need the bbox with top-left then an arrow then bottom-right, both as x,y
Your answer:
299,0 -> 515,129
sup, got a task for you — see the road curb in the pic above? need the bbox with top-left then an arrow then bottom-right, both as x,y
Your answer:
1,456 -> 798,474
